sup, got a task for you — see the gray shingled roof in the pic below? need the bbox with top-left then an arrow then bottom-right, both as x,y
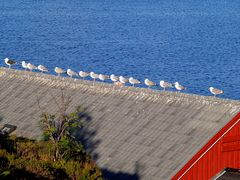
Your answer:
0,68 -> 240,179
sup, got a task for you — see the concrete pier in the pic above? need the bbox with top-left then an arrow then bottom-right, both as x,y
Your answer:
0,67 -> 239,179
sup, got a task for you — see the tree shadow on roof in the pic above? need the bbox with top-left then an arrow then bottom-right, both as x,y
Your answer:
101,168 -> 140,180
73,108 -> 141,180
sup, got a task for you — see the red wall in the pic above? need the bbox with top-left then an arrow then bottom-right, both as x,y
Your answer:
172,112 -> 240,180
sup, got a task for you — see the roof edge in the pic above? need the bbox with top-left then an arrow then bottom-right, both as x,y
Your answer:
172,112 -> 240,180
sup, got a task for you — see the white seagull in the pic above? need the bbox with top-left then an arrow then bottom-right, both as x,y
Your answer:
160,80 -> 173,91
67,69 -> 78,78
144,79 -> 156,88
90,72 -> 99,82
110,74 -> 119,83
99,74 -> 109,82
4,58 -> 16,69
129,77 -> 141,87
21,61 -> 28,70
119,76 -> 129,85
79,71 -> 89,79
27,63 -> 37,71
38,65 -> 48,73
209,87 -> 224,97
54,67 -> 65,76
174,82 -> 186,92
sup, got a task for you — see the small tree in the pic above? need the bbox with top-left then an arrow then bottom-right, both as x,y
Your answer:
39,90 -> 84,161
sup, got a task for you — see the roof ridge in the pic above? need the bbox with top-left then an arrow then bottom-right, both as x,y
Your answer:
1,67 -> 240,115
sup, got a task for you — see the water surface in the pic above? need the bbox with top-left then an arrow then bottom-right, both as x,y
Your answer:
0,0 -> 240,99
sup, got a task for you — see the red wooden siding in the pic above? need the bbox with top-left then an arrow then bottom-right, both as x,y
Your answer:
172,112 -> 240,180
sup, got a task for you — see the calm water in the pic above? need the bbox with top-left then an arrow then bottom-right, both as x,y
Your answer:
0,0 -> 240,99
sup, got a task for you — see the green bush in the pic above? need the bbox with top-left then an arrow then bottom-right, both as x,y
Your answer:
0,136 -> 102,179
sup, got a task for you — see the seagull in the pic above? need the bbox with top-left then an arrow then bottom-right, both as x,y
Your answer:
67,69 -> 78,78
99,74 -> 109,82
114,82 -> 124,87
129,77 -> 141,87
37,65 -> 48,73
90,72 -> 99,82
4,58 -> 16,69
79,71 -> 89,79
54,67 -> 65,76
27,63 -> 37,71
21,61 -> 28,70
144,79 -> 156,88
110,74 -> 119,83
209,87 -> 224,97
119,76 -> 129,85
174,82 -> 186,92
160,80 -> 173,91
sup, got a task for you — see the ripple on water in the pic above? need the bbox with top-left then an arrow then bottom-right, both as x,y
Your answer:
0,0 -> 240,99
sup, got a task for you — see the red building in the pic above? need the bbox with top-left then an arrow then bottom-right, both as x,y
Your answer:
172,112 -> 240,179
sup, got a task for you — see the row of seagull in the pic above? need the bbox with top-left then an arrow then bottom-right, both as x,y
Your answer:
3,58 -> 224,97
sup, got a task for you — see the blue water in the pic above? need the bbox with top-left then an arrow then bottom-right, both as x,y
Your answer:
0,0 -> 240,99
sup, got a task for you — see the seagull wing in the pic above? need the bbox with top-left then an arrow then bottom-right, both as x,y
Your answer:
8,59 -> 16,64
213,88 -> 223,94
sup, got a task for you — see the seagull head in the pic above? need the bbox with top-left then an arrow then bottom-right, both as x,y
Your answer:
119,76 -> 124,79
209,87 -> 214,91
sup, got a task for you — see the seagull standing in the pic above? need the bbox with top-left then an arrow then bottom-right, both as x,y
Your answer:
119,76 -> 129,85
67,69 -> 78,78
129,77 -> 141,87
90,72 -> 99,82
79,71 -> 89,79
209,87 -> 224,97
99,74 -> 109,82
54,67 -> 65,76
27,63 -> 37,71
37,65 -> 48,73
110,74 -> 119,83
21,61 -> 28,71
174,82 -> 186,92
144,79 -> 156,89
160,80 -> 173,91
4,58 -> 16,69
